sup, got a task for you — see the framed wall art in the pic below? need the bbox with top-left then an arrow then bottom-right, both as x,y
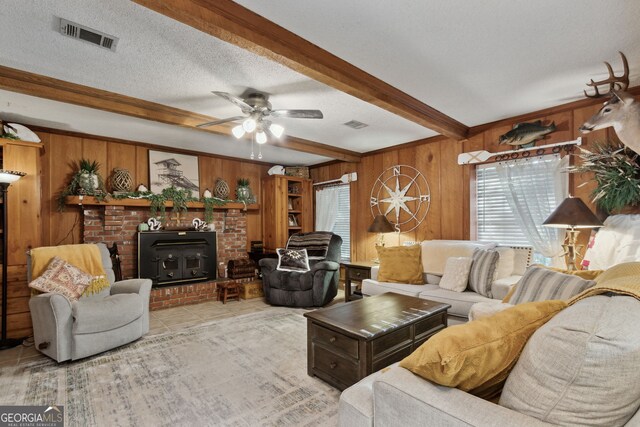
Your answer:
149,150 -> 200,193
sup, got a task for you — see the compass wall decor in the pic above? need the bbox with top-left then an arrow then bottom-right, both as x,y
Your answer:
369,165 -> 431,232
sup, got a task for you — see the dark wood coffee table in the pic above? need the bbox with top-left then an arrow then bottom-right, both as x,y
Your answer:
304,293 -> 450,390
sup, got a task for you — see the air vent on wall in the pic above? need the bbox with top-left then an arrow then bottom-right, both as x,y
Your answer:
59,18 -> 119,52
343,120 -> 369,130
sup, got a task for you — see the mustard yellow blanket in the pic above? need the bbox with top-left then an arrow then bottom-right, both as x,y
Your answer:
30,244 -> 110,295
569,262 -> 640,305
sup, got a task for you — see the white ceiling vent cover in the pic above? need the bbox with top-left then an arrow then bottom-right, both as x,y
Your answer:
343,120 -> 369,130
59,18 -> 119,52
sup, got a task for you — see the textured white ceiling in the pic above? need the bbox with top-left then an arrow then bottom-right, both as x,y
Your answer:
237,0 -> 640,125
0,90 -> 330,165
0,0 -> 434,164
0,1 -> 639,166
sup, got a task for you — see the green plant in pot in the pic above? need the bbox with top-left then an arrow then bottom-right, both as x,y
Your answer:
236,178 -> 255,203
57,159 -> 107,211
569,140 -> 640,214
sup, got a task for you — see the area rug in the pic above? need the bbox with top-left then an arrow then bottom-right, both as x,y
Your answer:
1,308 -> 341,426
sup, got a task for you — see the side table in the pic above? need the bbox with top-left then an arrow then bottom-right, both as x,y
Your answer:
342,262 -> 376,302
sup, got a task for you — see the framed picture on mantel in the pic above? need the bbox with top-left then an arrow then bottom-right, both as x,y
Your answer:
149,150 -> 200,194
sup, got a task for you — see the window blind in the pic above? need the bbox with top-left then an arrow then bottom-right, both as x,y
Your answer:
476,162 -> 531,246
331,185 -> 351,261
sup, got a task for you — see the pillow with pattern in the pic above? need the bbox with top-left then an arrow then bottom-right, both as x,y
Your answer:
28,256 -> 92,301
276,248 -> 310,272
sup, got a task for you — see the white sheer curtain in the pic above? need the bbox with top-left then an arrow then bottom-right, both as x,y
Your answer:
315,186 -> 340,231
496,155 -> 569,267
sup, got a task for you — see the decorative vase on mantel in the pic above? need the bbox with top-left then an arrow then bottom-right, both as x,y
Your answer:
236,178 -> 255,203
214,178 -> 230,199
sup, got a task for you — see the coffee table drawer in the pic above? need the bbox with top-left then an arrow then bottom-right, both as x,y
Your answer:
311,324 -> 359,358
312,344 -> 359,385
372,344 -> 413,372
371,326 -> 411,357
415,312 -> 446,340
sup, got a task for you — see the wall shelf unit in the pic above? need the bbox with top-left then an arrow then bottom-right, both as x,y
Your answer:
262,175 -> 312,251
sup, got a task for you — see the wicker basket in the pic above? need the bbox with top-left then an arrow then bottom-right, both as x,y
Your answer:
285,166 -> 310,179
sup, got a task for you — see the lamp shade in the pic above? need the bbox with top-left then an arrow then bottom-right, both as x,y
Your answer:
542,197 -> 603,229
368,215 -> 395,233
0,170 -> 25,184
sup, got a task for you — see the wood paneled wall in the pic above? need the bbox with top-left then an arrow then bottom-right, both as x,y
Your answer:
311,95 -> 622,262
39,130 -> 270,248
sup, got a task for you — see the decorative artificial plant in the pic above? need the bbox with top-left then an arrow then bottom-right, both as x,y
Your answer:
57,159 -> 108,211
569,141 -> 640,214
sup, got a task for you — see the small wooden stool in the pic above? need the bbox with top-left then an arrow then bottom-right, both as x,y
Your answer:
217,282 -> 240,304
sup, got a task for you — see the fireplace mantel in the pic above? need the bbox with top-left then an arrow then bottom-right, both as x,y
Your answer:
66,196 -> 259,211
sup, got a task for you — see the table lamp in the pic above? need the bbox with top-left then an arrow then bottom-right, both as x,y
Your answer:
368,215 -> 395,247
0,169 -> 26,350
542,196 -> 603,271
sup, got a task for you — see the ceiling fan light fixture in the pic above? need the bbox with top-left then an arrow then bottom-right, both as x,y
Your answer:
269,123 -> 284,138
256,131 -> 268,144
232,125 -> 245,139
243,118 -> 257,133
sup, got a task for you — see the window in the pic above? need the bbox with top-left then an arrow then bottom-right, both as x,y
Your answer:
476,163 -> 530,246
332,185 -> 351,262
475,155 -> 568,265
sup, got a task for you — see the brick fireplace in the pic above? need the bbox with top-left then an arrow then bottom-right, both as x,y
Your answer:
81,204 -> 253,309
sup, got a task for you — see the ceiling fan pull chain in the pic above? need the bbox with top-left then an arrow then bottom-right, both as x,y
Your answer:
250,134 -> 255,160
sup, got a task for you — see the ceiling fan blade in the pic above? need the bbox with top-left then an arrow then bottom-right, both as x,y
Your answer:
212,91 -> 254,113
269,109 -> 324,119
196,116 -> 246,128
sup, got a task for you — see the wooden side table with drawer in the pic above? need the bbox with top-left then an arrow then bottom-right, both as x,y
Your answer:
342,261 -> 376,302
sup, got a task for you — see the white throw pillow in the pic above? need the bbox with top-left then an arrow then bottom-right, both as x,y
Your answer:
494,247 -> 515,280
438,257 -> 473,292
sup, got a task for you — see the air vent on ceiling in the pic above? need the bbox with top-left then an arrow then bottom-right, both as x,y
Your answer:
343,120 -> 369,130
58,18 -> 119,52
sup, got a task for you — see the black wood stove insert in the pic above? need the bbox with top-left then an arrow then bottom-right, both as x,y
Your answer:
138,231 -> 217,286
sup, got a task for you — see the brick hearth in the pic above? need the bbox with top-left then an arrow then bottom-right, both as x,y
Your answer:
81,205 -> 254,309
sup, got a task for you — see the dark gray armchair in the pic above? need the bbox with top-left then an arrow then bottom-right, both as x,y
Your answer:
260,232 -> 343,307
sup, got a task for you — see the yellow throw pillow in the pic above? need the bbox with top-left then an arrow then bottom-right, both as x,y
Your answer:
400,300 -> 567,398
377,245 -> 423,284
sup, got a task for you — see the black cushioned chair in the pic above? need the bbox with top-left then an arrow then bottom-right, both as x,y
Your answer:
259,232 -> 342,307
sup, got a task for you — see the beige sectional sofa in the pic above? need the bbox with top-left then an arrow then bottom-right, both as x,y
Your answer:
361,240 -> 532,319
339,294 -> 640,426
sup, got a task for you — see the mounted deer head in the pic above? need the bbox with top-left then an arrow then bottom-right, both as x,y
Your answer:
584,52 -> 629,98
579,91 -> 640,155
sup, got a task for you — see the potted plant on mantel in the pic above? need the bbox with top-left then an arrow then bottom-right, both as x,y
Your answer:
569,141 -> 640,216
57,159 -> 108,211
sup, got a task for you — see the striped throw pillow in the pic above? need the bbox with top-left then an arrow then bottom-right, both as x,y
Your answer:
509,266 -> 596,305
468,248 -> 500,298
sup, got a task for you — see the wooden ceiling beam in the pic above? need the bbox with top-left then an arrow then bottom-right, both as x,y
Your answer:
132,0 -> 470,140
0,65 -> 362,162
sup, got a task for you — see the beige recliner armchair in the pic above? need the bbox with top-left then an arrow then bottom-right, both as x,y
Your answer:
28,243 -> 152,362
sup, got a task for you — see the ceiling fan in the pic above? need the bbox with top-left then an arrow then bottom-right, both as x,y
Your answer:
196,92 -> 323,143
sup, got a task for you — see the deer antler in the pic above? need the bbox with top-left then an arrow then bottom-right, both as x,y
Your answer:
584,51 -> 630,98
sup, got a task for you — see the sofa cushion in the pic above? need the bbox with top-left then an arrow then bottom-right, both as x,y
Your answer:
29,257 -> 92,301
362,279 -> 432,298
421,240 -> 495,275
509,266 -> 595,305
492,276 -> 520,301
400,300 -> 566,398
377,245 -> 423,284
266,270 -> 314,292
500,295 -> 640,426
468,248 -> 499,298
438,257 -> 473,292
418,287 -> 496,318
72,293 -> 143,334
495,247 -> 515,280
468,301 -> 514,321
